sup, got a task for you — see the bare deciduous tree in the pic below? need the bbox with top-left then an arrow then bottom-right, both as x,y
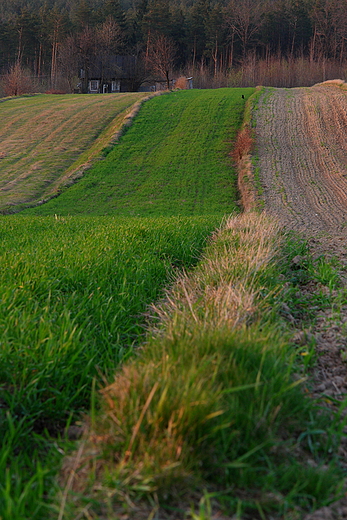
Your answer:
226,0 -> 266,61
2,62 -> 33,96
97,17 -> 123,53
309,0 -> 347,61
58,35 -> 79,92
145,33 -> 176,90
96,17 -> 124,85
75,26 -> 97,92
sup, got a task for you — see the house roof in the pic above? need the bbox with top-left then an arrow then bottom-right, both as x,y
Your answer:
81,55 -> 137,80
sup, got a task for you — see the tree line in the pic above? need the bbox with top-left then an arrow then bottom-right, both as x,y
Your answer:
1,0 -> 347,92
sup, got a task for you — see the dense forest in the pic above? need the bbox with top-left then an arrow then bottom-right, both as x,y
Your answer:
0,0 -> 347,92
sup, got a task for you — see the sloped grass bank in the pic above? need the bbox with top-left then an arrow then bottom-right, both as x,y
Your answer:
59,213 -> 345,519
27,88 -> 254,217
0,93 -> 147,213
0,214 -> 220,520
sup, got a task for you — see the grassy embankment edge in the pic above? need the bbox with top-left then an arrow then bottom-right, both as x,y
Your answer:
57,215 -> 346,519
232,86 -> 264,212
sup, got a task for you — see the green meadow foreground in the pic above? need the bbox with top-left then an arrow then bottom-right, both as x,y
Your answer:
0,89 -> 346,520
0,214 -> 220,519
0,88 -> 249,519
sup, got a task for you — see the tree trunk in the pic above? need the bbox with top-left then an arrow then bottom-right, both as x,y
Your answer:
310,26 -> 317,63
229,31 -> 234,69
212,33 -> 218,78
51,40 -> 58,89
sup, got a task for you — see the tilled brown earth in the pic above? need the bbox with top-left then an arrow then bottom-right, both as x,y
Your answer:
255,84 -> 347,519
255,85 -> 347,237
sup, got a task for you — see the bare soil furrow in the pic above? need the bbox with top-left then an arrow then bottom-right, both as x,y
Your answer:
255,86 -> 347,239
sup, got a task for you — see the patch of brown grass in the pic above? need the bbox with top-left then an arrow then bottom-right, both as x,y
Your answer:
231,124 -> 256,212
314,78 -> 347,90
175,76 -> 189,89
231,125 -> 253,162
231,87 -> 264,213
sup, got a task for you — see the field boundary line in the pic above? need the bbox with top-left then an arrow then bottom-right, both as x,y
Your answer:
234,86 -> 263,212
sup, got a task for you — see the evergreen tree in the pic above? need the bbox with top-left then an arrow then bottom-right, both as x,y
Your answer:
71,0 -> 95,29
187,0 -> 210,66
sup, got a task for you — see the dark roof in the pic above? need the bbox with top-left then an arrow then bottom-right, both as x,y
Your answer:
81,55 -> 137,79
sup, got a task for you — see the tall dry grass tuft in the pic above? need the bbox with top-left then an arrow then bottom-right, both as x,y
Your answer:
175,76 -> 189,89
58,212 -> 286,517
153,212 -> 280,334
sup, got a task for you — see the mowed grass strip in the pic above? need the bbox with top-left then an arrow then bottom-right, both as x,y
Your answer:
0,214 -> 220,520
28,88 -> 254,216
0,93 -> 147,212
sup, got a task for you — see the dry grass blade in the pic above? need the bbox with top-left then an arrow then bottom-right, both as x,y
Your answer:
58,440 -> 87,520
124,381 -> 159,463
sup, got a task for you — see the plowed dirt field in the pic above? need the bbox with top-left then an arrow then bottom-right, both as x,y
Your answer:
255,84 -> 347,520
255,84 -> 347,253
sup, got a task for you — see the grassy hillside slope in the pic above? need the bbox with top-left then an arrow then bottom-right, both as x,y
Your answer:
0,93 -> 147,213
27,88 -> 254,216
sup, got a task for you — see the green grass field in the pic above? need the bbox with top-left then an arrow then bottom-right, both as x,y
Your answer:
0,88 -> 255,519
2,88 -> 343,520
0,214 -> 221,519
26,88 -> 254,216
0,93 -> 147,212
57,214 -> 347,520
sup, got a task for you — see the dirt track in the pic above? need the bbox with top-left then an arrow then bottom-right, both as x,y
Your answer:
255,84 -> 347,258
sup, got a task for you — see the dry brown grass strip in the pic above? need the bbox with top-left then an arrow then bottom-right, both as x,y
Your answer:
231,124 -> 256,214
231,87 -> 264,213
152,212 -> 280,334
315,78 -> 347,89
